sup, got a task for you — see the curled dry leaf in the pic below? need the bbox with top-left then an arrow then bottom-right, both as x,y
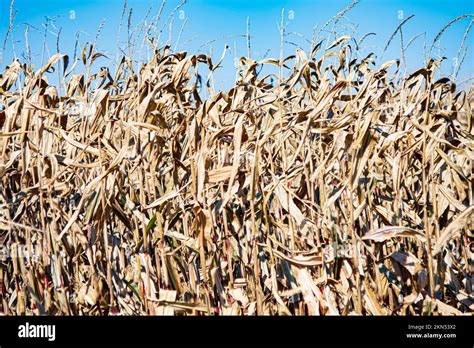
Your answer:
433,206 -> 474,255
389,251 -> 422,276
363,226 -> 426,243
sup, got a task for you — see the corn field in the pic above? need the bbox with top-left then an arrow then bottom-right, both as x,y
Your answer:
0,11 -> 473,316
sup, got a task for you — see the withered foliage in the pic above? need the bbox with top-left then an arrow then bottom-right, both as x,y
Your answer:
0,38 -> 473,315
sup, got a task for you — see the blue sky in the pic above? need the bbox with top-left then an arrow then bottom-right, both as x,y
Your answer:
1,0 -> 473,90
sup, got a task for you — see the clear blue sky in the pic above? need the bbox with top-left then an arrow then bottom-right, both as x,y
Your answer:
1,0 -> 473,91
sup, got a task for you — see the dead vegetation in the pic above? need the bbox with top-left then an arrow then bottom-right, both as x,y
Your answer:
0,11 -> 473,316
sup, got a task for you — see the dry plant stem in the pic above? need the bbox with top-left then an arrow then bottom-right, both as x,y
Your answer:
422,76 -> 435,299
246,17 -> 251,58
453,20 -> 473,80
430,14 -> 474,57
381,14 -> 414,62
0,0 -> 16,67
